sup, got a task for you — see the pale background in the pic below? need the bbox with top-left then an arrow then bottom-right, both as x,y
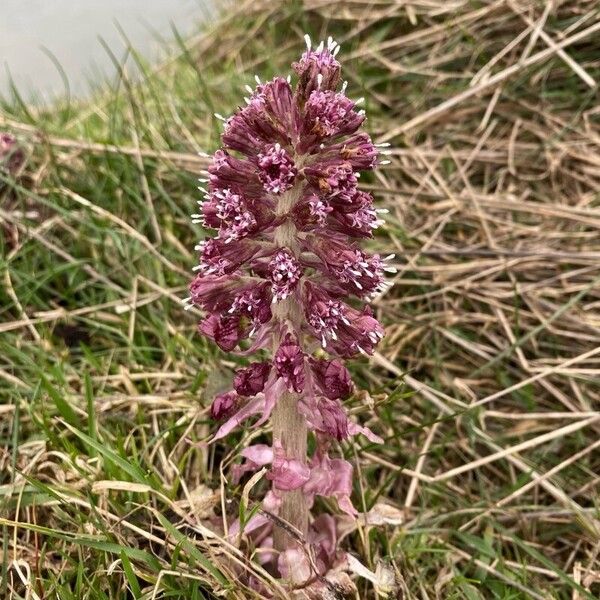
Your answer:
1,0 -> 210,100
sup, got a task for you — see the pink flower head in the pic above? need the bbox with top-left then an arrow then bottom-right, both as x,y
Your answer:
210,391 -> 239,420
311,237 -> 386,296
310,358 -> 353,400
257,143 -> 297,194
305,161 -> 358,201
199,313 -> 243,351
291,193 -> 332,230
275,333 -> 305,392
293,36 -> 341,103
234,361 -> 271,396
195,238 -> 259,275
304,284 -> 385,356
303,90 -> 363,139
327,189 -> 383,237
268,248 -> 303,302
188,36 -> 390,586
314,397 -> 350,441
223,78 -> 298,157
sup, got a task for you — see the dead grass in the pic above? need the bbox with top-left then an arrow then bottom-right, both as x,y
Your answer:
1,0 -> 599,598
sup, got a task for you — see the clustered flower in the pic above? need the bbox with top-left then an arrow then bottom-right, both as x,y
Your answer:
187,35 -> 394,592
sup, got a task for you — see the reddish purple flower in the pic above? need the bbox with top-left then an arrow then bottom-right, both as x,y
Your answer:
311,237 -> 386,296
310,358 -> 353,400
328,189 -> 383,237
210,391 -> 239,420
199,313 -> 243,351
195,238 -> 260,276
293,36 -> 341,103
275,333 -> 305,393
305,161 -> 358,201
188,35 -> 390,586
315,397 -> 350,441
234,362 -> 271,396
201,188 -> 258,242
189,274 -> 241,312
268,249 -> 302,301
303,90 -> 363,139
304,284 -> 385,356
257,143 -> 297,194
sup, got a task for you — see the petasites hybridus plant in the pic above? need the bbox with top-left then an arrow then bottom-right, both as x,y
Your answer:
187,36 -> 394,591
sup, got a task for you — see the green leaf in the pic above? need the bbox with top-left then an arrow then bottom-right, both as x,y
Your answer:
156,512 -> 229,587
120,550 -> 142,598
0,517 -> 160,571
63,422 -> 150,485
42,377 -> 79,427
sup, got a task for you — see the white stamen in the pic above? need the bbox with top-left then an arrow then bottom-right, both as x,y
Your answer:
379,160 -> 391,165
214,113 -> 226,121
245,84 -> 253,94
304,34 -> 312,51
355,97 -> 364,105
317,73 -> 323,88
255,75 -> 262,85
197,151 -> 210,158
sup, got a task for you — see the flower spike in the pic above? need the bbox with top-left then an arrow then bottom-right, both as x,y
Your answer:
188,36 -> 389,592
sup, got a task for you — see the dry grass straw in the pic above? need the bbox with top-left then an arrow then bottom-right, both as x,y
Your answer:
1,0 -> 600,597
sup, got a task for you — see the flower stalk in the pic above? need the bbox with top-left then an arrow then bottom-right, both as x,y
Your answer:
271,178 -> 309,547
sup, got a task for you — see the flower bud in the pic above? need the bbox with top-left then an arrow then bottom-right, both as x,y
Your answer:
234,362 -> 271,396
